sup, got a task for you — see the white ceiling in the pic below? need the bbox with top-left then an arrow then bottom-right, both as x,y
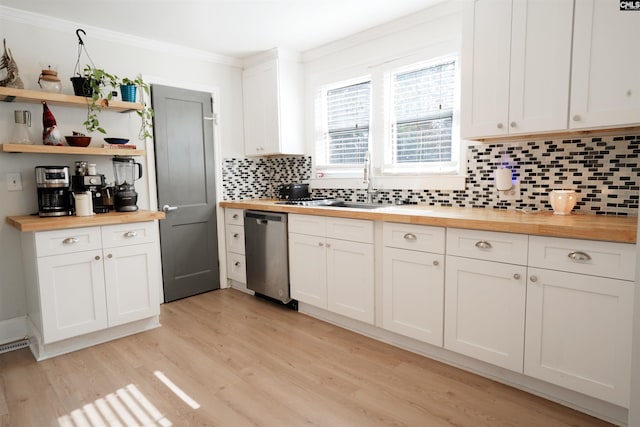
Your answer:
1,0 -> 445,59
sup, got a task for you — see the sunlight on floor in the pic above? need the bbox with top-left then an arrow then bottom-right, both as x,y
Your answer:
153,371 -> 200,410
57,383 -> 172,427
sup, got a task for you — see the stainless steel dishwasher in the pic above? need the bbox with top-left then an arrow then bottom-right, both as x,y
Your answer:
244,210 -> 291,304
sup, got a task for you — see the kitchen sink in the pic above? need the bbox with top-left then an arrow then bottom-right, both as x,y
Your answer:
326,201 -> 387,209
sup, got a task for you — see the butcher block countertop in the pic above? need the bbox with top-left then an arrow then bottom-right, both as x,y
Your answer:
220,199 -> 638,244
6,210 -> 165,232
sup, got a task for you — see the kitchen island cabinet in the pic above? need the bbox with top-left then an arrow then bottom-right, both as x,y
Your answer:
19,220 -> 162,360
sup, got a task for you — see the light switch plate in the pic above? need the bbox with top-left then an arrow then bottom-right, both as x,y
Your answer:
7,173 -> 23,191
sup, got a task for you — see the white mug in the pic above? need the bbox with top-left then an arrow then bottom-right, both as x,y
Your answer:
74,191 -> 94,216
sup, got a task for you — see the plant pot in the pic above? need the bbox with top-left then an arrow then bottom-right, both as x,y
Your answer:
120,84 -> 137,102
70,76 -> 94,97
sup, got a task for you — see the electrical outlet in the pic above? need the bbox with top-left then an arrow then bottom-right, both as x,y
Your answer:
498,182 -> 520,200
7,173 -> 23,191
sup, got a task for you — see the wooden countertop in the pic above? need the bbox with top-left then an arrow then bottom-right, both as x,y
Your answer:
6,210 -> 165,232
220,199 -> 638,244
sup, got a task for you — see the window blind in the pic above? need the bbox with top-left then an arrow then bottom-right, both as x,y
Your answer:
391,60 -> 456,165
325,81 -> 371,165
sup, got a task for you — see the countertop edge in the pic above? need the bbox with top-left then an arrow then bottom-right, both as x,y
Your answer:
220,200 -> 637,244
6,210 -> 166,232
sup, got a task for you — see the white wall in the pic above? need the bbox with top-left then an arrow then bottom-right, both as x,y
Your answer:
0,7 -> 244,329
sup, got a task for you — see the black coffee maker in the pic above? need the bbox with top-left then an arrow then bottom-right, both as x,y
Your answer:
113,156 -> 143,212
35,166 -> 73,217
72,161 -> 108,213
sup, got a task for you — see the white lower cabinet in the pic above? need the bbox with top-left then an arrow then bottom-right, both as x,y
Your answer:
224,208 -> 247,285
382,223 -> 445,346
524,236 -> 635,407
289,214 -> 374,324
24,222 -> 161,346
444,229 -> 529,373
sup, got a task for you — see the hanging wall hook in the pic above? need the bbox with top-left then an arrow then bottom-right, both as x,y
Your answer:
75,28 -> 86,45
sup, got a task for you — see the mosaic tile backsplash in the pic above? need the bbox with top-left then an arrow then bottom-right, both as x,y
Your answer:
222,134 -> 640,216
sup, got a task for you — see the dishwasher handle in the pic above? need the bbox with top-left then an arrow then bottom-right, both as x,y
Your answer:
244,210 -> 287,223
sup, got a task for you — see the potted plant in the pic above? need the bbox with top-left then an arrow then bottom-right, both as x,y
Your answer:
80,65 -> 119,134
120,74 -> 154,140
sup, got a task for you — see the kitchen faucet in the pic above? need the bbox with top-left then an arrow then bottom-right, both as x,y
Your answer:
363,151 -> 377,203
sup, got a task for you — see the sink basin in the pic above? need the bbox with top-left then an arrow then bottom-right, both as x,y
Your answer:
326,201 -> 387,210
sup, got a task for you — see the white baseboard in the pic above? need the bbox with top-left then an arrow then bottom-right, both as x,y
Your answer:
0,316 -> 27,344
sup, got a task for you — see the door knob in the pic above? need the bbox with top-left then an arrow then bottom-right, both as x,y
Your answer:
162,204 -> 178,213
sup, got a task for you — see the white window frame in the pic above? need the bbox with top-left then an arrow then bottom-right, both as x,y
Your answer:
383,54 -> 460,175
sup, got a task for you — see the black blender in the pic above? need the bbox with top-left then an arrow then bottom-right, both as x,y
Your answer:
112,156 -> 143,212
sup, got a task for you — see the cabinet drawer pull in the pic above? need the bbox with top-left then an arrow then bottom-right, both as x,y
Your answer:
234,261 -> 241,267
318,242 -> 324,247
63,237 -> 79,244
433,260 -> 439,266
107,254 -> 113,259
403,233 -> 417,241
510,121 -> 517,128
233,233 -> 240,238
513,273 -> 520,280
475,240 -> 492,249
124,231 -> 137,238
530,275 -> 538,283
94,255 -> 100,261
497,123 -> 504,129
568,251 -> 591,262
232,214 -> 239,219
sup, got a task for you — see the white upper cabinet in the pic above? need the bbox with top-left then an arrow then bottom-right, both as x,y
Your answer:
461,0 -> 574,139
570,0 -> 640,130
242,49 -> 304,156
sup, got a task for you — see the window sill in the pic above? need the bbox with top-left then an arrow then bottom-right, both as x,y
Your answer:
309,174 -> 466,191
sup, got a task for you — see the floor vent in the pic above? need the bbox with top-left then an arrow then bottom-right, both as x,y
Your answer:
0,337 -> 29,354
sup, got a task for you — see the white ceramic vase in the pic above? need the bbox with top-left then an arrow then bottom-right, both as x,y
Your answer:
549,190 -> 577,215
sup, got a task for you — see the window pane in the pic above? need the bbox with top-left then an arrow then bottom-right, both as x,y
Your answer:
392,60 -> 455,165
325,81 -> 371,165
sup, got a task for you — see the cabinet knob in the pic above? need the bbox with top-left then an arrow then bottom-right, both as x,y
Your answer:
63,237 -> 79,245
326,243 -> 331,248
510,122 -> 516,128
107,254 -> 113,259
497,123 -> 504,129
94,255 -> 100,261
233,214 -> 239,219
568,251 -> 591,262
627,89 -> 632,97
234,261 -> 241,267
475,240 -> 492,250
530,275 -> 538,283
124,231 -> 137,238
572,115 -> 581,122
233,233 -> 240,238
513,273 -> 520,280
318,242 -> 324,247
403,233 -> 417,241
433,260 -> 439,266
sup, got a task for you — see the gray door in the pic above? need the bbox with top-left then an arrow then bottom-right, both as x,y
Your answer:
152,84 -> 219,302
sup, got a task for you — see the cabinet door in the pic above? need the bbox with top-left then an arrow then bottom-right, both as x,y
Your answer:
444,256 -> 526,372
326,239 -> 374,324
243,59 -> 280,155
524,268 -> 633,407
382,247 -> 444,346
289,233 -> 327,308
570,0 -> 640,129
225,224 -> 245,255
461,0 -> 511,138
37,250 -> 108,343
508,0 -> 572,134
103,243 -> 161,327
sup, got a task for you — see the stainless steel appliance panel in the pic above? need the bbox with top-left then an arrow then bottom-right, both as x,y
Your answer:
244,210 -> 290,303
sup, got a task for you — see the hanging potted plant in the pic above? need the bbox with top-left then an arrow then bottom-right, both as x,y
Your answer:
120,74 -> 154,140
81,65 -> 119,134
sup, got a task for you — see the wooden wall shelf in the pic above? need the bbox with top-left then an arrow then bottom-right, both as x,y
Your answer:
0,87 -> 143,112
0,143 -> 145,156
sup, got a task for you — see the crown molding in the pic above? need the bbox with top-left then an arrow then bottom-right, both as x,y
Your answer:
0,6 -> 243,68
301,0 -> 462,63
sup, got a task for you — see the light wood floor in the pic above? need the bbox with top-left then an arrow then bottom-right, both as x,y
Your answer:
1,289 -> 613,427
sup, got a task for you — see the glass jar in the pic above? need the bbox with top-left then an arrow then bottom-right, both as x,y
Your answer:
38,69 -> 62,93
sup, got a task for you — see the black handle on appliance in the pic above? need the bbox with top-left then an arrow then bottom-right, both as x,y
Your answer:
135,162 -> 143,181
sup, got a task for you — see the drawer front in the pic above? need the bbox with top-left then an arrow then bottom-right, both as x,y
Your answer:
226,224 -> 245,255
225,208 -> 244,226
325,217 -> 373,244
528,236 -> 636,280
101,222 -> 157,249
288,214 -> 326,237
35,227 -> 102,257
446,228 -> 528,265
227,252 -> 246,283
383,222 -> 445,253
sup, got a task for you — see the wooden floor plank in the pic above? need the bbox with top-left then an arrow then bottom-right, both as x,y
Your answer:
0,289 -> 614,426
